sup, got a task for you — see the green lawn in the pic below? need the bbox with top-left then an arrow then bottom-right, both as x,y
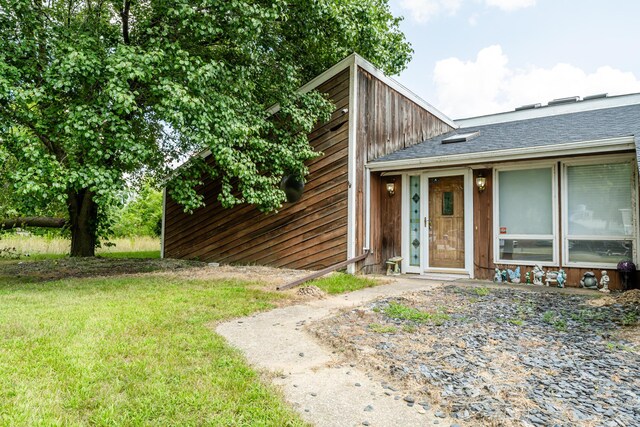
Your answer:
0,274 -> 307,426
308,272 -> 381,294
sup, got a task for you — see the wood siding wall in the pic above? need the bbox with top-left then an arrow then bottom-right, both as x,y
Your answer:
365,173 -> 402,273
357,68 -> 454,271
163,69 -> 350,270
473,167 -> 631,291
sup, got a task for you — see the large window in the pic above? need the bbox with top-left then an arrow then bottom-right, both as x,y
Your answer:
494,157 -> 637,268
495,165 -> 557,264
564,160 -> 635,266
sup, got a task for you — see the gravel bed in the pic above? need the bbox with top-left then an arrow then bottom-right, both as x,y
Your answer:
311,286 -> 640,427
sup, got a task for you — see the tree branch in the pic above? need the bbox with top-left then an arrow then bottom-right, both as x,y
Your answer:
120,0 -> 131,45
0,217 -> 67,229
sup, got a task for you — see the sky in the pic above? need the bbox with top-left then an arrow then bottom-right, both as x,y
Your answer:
387,0 -> 640,119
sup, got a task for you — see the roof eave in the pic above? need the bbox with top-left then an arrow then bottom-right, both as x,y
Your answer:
367,136 -> 636,172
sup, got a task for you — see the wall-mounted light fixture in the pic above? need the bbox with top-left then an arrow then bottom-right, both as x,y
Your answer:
475,174 -> 487,192
386,180 -> 396,197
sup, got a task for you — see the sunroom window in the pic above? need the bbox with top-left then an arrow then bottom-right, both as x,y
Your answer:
564,161 -> 635,266
496,166 -> 556,264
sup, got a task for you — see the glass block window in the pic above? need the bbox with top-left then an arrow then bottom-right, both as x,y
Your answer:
409,176 -> 421,267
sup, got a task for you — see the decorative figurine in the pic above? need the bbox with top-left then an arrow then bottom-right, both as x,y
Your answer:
532,265 -> 545,286
580,272 -> 598,289
494,268 -> 502,283
616,260 -> 636,291
556,269 -> 566,288
599,270 -> 610,293
544,270 -> 558,287
525,272 -> 531,284
508,267 -> 521,283
501,269 -> 508,283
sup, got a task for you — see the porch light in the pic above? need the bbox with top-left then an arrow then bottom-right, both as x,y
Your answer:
475,175 -> 487,192
386,181 -> 396,196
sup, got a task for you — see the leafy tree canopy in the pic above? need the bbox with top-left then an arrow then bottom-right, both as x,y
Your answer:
0,0 -> 412,255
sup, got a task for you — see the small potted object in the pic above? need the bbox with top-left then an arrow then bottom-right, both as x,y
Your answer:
616,260 -> 636,290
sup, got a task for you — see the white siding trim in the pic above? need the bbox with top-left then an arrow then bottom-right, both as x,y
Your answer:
160,188 -> 167,259
346,60 -> 358,273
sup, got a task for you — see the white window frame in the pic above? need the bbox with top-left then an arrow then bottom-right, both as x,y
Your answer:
493,161 -> 559,266
561,154 -> 638,269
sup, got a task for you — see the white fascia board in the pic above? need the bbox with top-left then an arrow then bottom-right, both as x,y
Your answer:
354,56 -> 457,129
367,136 -> 636,172
346,60 -> 358,272
456,93 -> 640,127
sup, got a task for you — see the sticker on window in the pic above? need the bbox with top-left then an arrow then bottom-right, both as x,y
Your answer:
500,227 -> 507,234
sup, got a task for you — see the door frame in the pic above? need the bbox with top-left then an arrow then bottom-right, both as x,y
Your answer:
401,168 -> 474,277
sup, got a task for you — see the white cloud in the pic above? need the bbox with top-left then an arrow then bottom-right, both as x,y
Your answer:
433,45 -> 640,118
397,0 -> 534,22
398,0 -> 462,22
484,0 -> 536,11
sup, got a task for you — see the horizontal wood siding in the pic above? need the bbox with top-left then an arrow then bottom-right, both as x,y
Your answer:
357,67 -> 453,269
163,69 -> 350,270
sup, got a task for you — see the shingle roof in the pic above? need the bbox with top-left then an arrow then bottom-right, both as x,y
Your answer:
371,104 -> 640,163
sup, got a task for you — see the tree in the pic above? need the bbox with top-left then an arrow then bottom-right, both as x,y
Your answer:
0,0 -> 412,256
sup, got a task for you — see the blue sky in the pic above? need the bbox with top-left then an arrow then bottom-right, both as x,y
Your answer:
387,0 -> 640,118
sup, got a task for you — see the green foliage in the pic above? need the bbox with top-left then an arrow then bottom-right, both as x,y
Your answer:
0,0 -> 412,249
111,184 -> 163,237
383,302 -> 451,325
474,287 -> 491,296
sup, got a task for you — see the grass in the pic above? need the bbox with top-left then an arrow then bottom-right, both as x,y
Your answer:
383,302 -> 451,326
308,272 -> 380,295
0,273 -> 307,426
0,235 -> 160,258
473,287 -> 491,296
368,323 -> 398,334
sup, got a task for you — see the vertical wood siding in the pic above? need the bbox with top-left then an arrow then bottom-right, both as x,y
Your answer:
357,68 -> 454,271
163,69 -> 350,270
365,173 -> 402,273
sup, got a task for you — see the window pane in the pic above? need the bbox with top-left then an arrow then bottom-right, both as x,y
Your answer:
567,163 -> 633,237
409,176 -> 421,266
499,168 -> 552,235
499,239 -> 553,262
568,240 -> 633,264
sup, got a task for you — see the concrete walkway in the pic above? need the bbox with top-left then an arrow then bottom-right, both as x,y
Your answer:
216,278 -> 458,427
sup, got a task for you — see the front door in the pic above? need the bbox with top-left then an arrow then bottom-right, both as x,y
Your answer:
427,176 -> 465,269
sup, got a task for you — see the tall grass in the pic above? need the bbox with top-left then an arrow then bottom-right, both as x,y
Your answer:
0,235 -> 160,256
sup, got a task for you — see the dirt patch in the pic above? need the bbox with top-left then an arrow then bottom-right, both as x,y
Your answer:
0,257 -> 206,282
296,285 -> 326,299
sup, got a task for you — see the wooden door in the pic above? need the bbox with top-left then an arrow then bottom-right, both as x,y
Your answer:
428,176 -> 465,269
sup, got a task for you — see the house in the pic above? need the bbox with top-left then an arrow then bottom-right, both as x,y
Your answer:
162,54 -> 640,290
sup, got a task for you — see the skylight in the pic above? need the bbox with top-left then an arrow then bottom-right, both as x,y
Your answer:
442,131 -> 480,144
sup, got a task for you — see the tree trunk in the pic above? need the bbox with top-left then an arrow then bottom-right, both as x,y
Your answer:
68,188 -> 98,257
